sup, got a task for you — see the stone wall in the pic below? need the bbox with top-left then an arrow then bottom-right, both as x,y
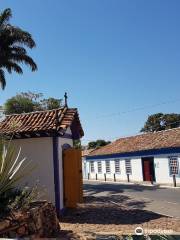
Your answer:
0,201 -> 60,238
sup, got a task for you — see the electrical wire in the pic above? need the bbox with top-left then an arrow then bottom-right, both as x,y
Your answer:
97,98 -> 180,119
82,120 -> 180,144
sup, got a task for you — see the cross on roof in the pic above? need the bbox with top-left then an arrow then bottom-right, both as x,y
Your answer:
64,92 -> 68,107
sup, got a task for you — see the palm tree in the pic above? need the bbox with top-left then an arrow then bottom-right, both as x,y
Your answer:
0,8 -> 37,89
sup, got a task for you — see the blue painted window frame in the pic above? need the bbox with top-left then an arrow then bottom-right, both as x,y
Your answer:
105,160 -> 111,173
114,159 -> 120,174
97,161 -> 102,173
168,156 -> 179,176
90,161 -> 95,173
125,159 -> 132,175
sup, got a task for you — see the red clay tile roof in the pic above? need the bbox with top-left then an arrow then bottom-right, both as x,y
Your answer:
82,148 -> 95,157
0,107 -> 84,138
89,128 -> 180,157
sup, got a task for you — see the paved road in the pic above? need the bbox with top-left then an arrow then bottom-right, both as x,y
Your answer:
84,180 -> 180,218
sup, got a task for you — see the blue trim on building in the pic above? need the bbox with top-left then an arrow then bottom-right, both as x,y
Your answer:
52,136 -> 61,217
60,207 -> 66,216
61,133 -> 73,139
86,147 -> 180,160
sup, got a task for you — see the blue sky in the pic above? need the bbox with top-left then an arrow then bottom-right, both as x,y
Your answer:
1,0 -> 180,144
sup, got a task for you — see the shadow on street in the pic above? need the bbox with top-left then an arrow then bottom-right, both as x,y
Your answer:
83,182 -> 163,195
61,195 -> 162,225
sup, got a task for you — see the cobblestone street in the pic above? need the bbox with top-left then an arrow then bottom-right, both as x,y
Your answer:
60,193 -> 180,239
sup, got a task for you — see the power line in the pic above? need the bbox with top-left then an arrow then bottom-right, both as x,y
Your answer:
83,98 -> 180,144
81,120 -> 180,144
97,98 -> 180,119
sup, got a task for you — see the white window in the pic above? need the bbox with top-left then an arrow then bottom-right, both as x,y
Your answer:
125,159 -> 132,174
169,157 -> 179,175
97,161 -> 102,173
115,159 -> 120,173
90,161 -> 94,173
105,160 -> 111,173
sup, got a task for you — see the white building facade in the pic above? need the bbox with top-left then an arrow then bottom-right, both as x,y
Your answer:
85,129 -> 180,186
0,107 -> 84,216
12,131 -> 74,211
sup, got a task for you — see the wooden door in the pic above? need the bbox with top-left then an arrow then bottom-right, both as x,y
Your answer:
143,160 -> 151,181
63,148 -> 83,208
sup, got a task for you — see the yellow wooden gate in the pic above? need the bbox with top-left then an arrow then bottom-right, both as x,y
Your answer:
63,148 -> 83,208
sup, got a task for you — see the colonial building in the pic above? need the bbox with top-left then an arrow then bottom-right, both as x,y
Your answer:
82,148 -> 95,179
0,107 -> 84,215
85,128 -> 180,186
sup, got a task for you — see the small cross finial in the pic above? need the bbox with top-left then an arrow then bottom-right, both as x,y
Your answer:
64,92 -> 68,107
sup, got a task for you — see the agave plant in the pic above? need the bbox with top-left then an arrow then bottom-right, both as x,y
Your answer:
0,141 -> 34,197
0,138 -> 35,218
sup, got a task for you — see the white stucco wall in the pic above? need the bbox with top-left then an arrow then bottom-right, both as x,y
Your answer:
130,158 -> 143,181
82,157 -> 88,179
12,127 -> 74,210
12,137 -> 55,204
86,153 -> 180,185
154,156 -> 180,184
88,158 -> 143,182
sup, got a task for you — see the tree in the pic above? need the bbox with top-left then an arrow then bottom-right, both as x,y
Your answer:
141,113 -> 180,132
88,139 -> 111,149
73,139 -> 82,149
4,92 -> 63,114
40,98 -> 62,110
0,8 -> 37,89
4,95 -> 35,114
19,92 -> 43,101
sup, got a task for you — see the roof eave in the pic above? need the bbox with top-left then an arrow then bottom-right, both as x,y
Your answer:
87,147 -> 180,160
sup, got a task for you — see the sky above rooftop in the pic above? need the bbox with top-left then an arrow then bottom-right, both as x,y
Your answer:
1,0 -> 180,144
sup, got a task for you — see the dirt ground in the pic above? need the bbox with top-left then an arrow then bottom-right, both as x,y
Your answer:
59,195 -> 180,239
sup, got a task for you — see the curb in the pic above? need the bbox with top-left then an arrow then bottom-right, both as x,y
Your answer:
84,179 -> 180,189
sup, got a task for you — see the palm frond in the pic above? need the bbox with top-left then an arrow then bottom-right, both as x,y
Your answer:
0,8 -> 37,89
0,8 -> 12,27
4,26 -> 36,48
3,61 -> 23,74
10,54 -> 37,71
10,46 -> 27,55
0,69 -> 6,89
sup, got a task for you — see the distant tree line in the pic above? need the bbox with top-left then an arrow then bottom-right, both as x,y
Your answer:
87,139 -> 111,149
141,113 -> 180,132
3,91 -> 62,114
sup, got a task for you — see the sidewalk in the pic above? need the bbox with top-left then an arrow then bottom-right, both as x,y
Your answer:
84,178 -> 180,189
